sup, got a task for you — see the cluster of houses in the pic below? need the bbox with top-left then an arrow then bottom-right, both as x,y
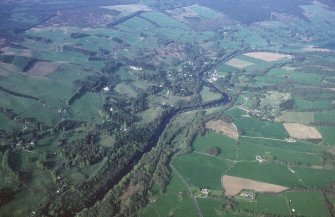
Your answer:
16,140 -> 36,152
206,69 -> 219,83
201,188 -> 209,196
240,191 -> 254,198
285,137 -> 296,143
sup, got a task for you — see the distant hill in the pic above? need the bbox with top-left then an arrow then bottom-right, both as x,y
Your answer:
196,0 -> 311,24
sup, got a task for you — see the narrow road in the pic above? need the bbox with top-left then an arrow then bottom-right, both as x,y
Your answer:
171,165 -> 204,217
240,135 -> 287,142
193,151 -> 257,163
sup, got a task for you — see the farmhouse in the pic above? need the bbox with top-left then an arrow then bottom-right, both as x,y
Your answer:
256,155 -> 265,163
103,86 -> 110,91
201,188 -> 209,196
129,66 -> 143,71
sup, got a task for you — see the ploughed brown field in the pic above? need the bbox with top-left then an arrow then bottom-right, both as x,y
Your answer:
244,52 -> 291,62
27,61 -> 59,77
222,175 -> 288,196
206,120 -> 239,139
283,123 -> 322,140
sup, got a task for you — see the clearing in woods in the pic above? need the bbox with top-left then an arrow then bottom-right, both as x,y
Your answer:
283,123 -> 322,140
222,175 -> 288,196
206,120 -> 239,140
244,52 -> 291,62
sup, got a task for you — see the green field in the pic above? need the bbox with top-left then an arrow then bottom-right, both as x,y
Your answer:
200,86 -> 222,103
283,192 -> 330,217
295,99 -> 334,111
235,117 -> 288,139
172,152 -> 232,190
315,111 -> 335,123
236,193 -> 290,216
276,111 -> 315,124
1,1 -> 335,216
193,132 -> 237,160
197,198 -> 224,217
239,137 -> 320,154
292,166 -> 335,187
189,5 -> 220,19
319,127 -> 335,145
140,171 -> 198,217
227,162 -> 302,188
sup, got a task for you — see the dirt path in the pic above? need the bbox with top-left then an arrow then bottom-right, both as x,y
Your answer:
240,135 -> 287,142
193,151 -> 257,163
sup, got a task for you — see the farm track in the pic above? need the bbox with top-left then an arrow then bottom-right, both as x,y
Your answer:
171,164 -> 204,217
193,151 -> 257,163
240,135 -> 287,142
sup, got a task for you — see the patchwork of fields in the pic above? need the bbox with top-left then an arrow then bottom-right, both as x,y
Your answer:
0,1 -> 335,217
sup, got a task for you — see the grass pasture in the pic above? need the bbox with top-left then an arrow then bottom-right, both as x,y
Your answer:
172,152 -> 232,190
225,58 -> 255,69
235,117 -> 288,139
0,90 -> 38,116
200,86 -> 221,103
283,191 -> 330,217
192,132 -> 237,160
216,63 -> 239,76
70,92 -> 103,122
239,137 -> 320,154
276,111 -> 314,124
315,111 -> 335,123
237,138 -> 321,166
227,162 -> 302,188
318,127 -> 335,145
224,107 -> 247,118
189,4 -> 220,19
292,166 -> 335,188
255,68 -> 290,85
141,11 -> 189,30
295,99 -> 334,111
289,71 -> 322,85
197,198 -> 223,217
0,113 -> 23,130
140,171 -> 198,217
237,139 -> 269,161
236,193 -> 290,216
